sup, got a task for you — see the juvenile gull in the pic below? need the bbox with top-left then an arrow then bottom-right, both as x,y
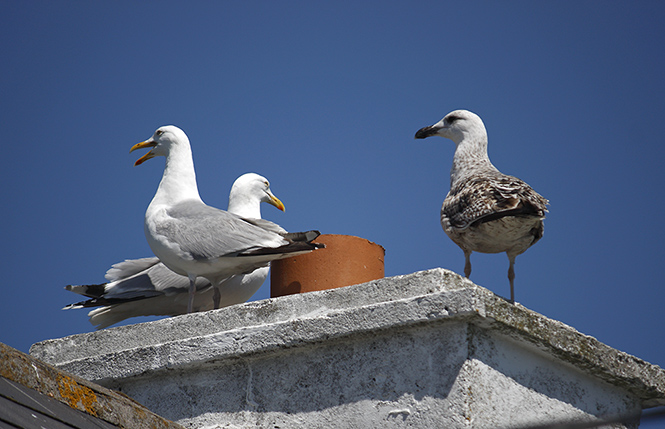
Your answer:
415,110 -> 548,303
130,125 -> 322,313
64,173 -> 285,329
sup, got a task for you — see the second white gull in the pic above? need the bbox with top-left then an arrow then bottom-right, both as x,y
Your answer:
65,173 -> 287,328
130,126 -> 322,313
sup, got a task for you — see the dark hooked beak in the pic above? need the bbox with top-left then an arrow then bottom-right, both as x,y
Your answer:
414,124 -> 442,139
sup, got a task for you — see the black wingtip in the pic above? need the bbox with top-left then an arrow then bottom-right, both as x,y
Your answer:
63,294 -> 160,310
239,240 -> 323,256
63,297 -> 109,310
65,283 -> 107,298
283,230 -> 321,243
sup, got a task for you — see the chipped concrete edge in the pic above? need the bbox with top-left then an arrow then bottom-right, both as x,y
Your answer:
29,268 -> 471,367
37,284 -> 484,383
480,296 -> 665,408
0,343 -> 185,429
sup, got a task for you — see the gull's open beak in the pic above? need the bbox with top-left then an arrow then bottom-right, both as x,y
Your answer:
267,191 -> 286,212
130,140 -> 158,166
414,124 -> 443,139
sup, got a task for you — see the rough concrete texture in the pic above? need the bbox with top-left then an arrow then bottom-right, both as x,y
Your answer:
31,268 -> 665,428
1,342 -> 184,429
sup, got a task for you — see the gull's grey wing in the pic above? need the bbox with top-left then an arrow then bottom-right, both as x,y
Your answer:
157,200 -> 288,261
67,258 -> 163,299
105,262 -> 212,299
239,217 -> 288,235
105,257 -> 161,282
86,267 -> 270,329
442,174 -> 549,231
65,259 -> 212,309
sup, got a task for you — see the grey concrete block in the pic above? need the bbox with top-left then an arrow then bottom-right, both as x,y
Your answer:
31,269 -> 665,428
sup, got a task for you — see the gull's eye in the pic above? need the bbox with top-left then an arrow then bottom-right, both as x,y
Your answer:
264,181 -> 270,188
446,115 -> 461,124
156,129 -> 164,136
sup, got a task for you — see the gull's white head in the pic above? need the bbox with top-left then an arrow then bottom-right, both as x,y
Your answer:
130,125 -> 190,166
415,110 -> 486,145
229,173 -> 285,215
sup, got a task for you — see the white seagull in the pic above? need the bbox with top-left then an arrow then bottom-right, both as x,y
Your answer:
129,125 -> 322,313
415,110 -> 548,303
64,173 -> 286,329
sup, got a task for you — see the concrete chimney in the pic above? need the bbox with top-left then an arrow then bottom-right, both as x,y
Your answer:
31,269 -> 665,428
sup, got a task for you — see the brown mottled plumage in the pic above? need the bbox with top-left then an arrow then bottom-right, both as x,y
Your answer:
416,110 -> 548,303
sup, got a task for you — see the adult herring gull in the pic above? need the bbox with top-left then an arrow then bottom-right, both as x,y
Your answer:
64,173 -> 285,329
130,125 -> 322,313
415,110 -> 548,303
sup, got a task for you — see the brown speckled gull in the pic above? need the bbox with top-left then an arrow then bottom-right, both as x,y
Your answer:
415,110 -> 548,303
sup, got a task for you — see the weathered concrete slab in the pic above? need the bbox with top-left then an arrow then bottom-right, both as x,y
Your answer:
31,268 -> 665,428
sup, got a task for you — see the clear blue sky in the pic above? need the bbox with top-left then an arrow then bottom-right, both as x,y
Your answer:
2,1 -> 665,421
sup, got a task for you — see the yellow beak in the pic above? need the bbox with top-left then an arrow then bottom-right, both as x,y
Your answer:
268,192 -> 285,212
130,140 -> 157,166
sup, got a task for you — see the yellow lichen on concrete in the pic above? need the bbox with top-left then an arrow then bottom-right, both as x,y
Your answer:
3,342 -> 185,429
56,373 -> 99,416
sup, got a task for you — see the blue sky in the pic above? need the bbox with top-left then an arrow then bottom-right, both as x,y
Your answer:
2,0 -> 665,421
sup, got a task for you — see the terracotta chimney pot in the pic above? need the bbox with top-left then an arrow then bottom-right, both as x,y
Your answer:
271,234 -> 385,298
